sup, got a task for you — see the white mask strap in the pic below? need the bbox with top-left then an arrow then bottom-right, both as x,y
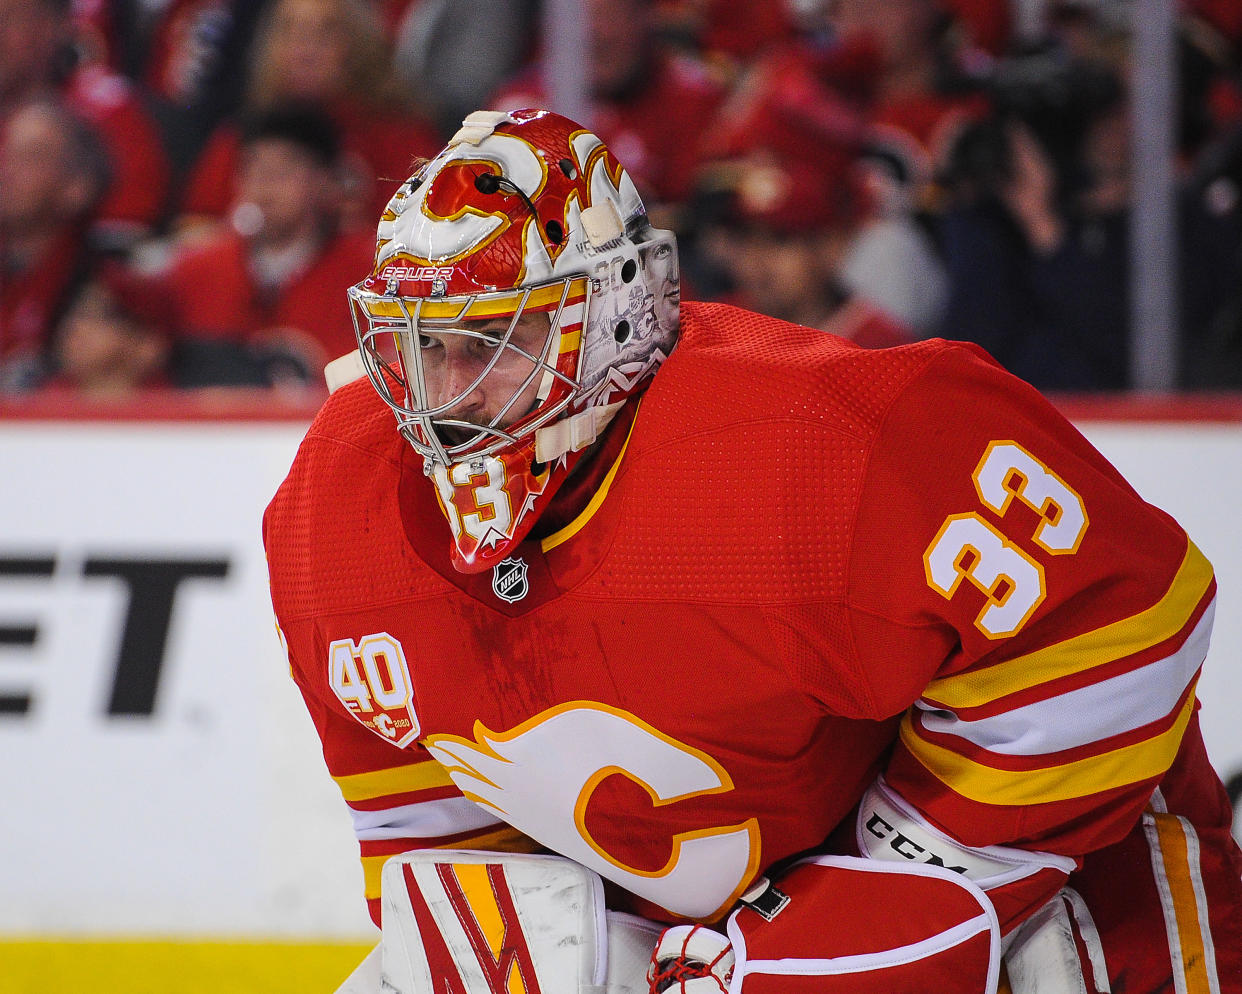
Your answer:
534,400 -> 627,464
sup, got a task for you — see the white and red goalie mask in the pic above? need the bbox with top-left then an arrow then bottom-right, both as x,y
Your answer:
348,109 -> 680,573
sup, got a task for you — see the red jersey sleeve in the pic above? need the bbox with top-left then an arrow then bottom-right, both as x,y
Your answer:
844,342 -> 1214,927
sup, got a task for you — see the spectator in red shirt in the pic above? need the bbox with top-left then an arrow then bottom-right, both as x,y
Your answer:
158,102 -> 374,389
490,0 -> 727,223
0,97 -> 110,392
175,0 -> 440,239
703,13 -> 953,337
828,0 -> 988,155
691,142 -> 919,348
716,0 -> 989,220
0,0 -> 172,248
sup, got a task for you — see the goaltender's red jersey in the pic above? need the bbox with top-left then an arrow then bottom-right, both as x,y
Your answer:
265,302 -> 1241,985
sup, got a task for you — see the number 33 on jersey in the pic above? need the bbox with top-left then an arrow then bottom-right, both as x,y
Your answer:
924,441 -> 1089,639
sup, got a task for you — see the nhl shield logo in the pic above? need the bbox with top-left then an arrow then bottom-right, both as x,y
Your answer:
492,556 -> 529,603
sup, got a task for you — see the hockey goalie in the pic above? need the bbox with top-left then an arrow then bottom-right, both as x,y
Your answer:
263,109 -> 1242,993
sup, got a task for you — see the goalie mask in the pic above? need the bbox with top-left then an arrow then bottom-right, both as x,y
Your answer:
348,109 -> 680,573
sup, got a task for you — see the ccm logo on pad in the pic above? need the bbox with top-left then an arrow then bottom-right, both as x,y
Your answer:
864,812 -> 970,875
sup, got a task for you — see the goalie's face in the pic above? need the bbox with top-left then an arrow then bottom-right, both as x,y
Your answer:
403,308 -> 557,450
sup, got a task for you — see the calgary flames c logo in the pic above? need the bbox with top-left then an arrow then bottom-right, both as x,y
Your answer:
424,702 -> 761,921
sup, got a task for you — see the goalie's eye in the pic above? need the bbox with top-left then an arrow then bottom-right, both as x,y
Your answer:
417,333 -> 441,351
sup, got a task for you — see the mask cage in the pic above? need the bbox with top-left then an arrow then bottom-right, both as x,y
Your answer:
348,277 -> 588,467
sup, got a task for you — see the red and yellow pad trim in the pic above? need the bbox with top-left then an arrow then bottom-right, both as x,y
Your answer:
1143,808 -> 1222,993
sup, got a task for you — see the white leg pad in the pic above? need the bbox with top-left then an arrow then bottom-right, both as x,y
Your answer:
1004,888 -> 1110,994
604,912 -> 665,994
364,850 -> 659,994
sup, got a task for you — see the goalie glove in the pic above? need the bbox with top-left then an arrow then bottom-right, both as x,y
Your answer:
647,924 -> 734,994
361,849 -> 662,994
645,864 -> 1111,994
647,857 -> 1001,994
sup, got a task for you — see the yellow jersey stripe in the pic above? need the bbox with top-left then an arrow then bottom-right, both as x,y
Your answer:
334,761 -> 456,802
1146,811 -> 1218,993
361,827 -> 542,898
900,690 -> 1197,805
917,600 -> 1212,756
925,540 -> 1212,710
541,408 -> 639,554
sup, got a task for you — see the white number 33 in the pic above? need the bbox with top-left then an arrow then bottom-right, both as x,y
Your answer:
923,441 -> 1088,639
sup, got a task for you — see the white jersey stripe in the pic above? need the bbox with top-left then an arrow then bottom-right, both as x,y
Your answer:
349,795 -> 504,841
916,597 -> 1213,756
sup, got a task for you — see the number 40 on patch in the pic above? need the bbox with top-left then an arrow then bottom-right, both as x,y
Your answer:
328,632 -> 421,747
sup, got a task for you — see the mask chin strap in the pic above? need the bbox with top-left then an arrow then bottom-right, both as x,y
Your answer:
534,400 -> 627,464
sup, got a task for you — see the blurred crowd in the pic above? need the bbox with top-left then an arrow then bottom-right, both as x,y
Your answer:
3,0 -> 1242,402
